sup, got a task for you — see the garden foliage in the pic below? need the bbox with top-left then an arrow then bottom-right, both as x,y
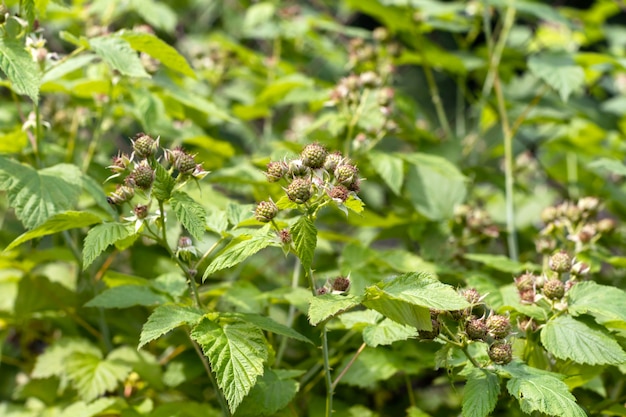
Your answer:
1,1 -> 626,416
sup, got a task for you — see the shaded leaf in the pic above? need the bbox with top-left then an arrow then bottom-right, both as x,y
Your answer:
65,352 -> 131,401
464,253 -> 540,274
5,211 -> 102,251
568,281 -> 626,329
337,347 -> 398,389
235,369 -> 299,417
222,312 -> 312,344
85,285 -> 168,309
369,151 -> 404,195
153,162 -> 175,201
362,318 -> 417,347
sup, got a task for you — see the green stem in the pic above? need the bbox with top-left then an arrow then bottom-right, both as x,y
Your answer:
189,332 -> 231,417
82,81 -> 112,173
33,103 -> 43,168
300,330 -> 356,387
344,89 -> 370,157
422,60 -> 453,139
321,326 -> 333,417
405,374 -> 416,408
275,258 -> 302,367
566,152 -> 578,199
331,342 -> 366,390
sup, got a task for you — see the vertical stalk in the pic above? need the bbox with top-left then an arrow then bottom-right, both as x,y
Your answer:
190,334 -> 231,417
566,152 -> 578,199
275,258 -> 302,367
321,326 -> 333,417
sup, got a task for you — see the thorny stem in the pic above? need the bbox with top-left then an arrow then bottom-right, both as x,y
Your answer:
189,333 -> 231,417
331,342 -> 366,390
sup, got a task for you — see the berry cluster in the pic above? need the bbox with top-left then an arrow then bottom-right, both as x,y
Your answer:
254,143 -> 363,224
106,133 -> 207,222
514,251 -> 587,306
537,197 -> 615,254
424,288 -> 514,365
451,204 -> 500,251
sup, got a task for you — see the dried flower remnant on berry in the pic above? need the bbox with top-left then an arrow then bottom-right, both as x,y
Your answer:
133,204 -> 149,219
328,185 -> 350,202
279,229 -> 292,245
107,185 -> 135,205
323,152 -> 344,172
331,276 -> 350,293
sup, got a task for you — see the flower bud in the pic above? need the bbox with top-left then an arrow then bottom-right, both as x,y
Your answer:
287,159 -> 310,178
597,218 -> 616,234
331,276 -> 350,293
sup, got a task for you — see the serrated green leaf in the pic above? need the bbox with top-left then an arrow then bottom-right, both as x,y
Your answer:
82,222 -> 134,269
120,31 -> 195,77
0,127 -> 27,154
291,216 -> 317,270
462,368 -> 500,417
464,253 -> 541,274
362,290 -> 432,330
130,0 -> 177,33
203,225 -> 274,279
65,352 -> 132,401
568,281 -> 626,329
32,338 -> 101,379
170,191 -> 206,240
221,312 -> 312,344
107,346 -> 164,390
85,285 -> 168,309
275,195 -> 299,210
528,53 -> 584,102
89,35 -> 149,78
235,368 -> 299,417
191,316 -> 268,413
368,272 -> 470,311
153,162 -> 175,201
401,153 -> 467,220
308,294 -> 363,326
505,363 -> 586,417
0,158 -> 82,229
138,304 -> 204,349
541,316 -> 626,365
369,151 -> 404,195
5,211 -> 102,251
344,195 -> 365,214
0,37 -> 41,102
362,318 -> 417,347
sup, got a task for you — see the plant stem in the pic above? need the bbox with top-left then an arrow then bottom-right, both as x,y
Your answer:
82,81 -> 112,173
422,59 -> 453,139
321,326 -> 333,417
189,333 -> 231,417
275,258 -> 302,367
344,89 -> 370,157
33,103 -> 43,168
331,342 -> 365,390
566,152 -> 579,199
405,374 -> 416,408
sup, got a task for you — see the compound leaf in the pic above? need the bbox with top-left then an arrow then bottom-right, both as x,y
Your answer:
190,316 -> 268,413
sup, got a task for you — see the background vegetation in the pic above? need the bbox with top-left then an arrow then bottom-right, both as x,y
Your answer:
1,0 -> 626,416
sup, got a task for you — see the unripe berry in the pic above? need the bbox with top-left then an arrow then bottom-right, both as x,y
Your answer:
535,236 -> 556,254
418,319 -> 440,340
279,229 -> 292,245
549,251 -> 572,273
323,152 -> 344,172
301,143 -> 328,169
266,161 -> 287,182
486,315 -> 511,339
597,218 -> 616,234
543,279 -> 565,300
577,196 -> 600,216
133,204 -> 149,219
328,185 -> 350,202
254,200 -> 278,223
132,133 -> 158,159
334,164 -> 359,187
286,178 -> 312,204
107,185 -> 135,205
465,317 -> 487,341
488,341 -> 513,365
540,206 -> 558,224
131,162 -> 155,190
331,276 -> 350,293
175,152 -> 197,175
519,289 -> 536,304
515,273 -> 535,292
462,288 -> 481,305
